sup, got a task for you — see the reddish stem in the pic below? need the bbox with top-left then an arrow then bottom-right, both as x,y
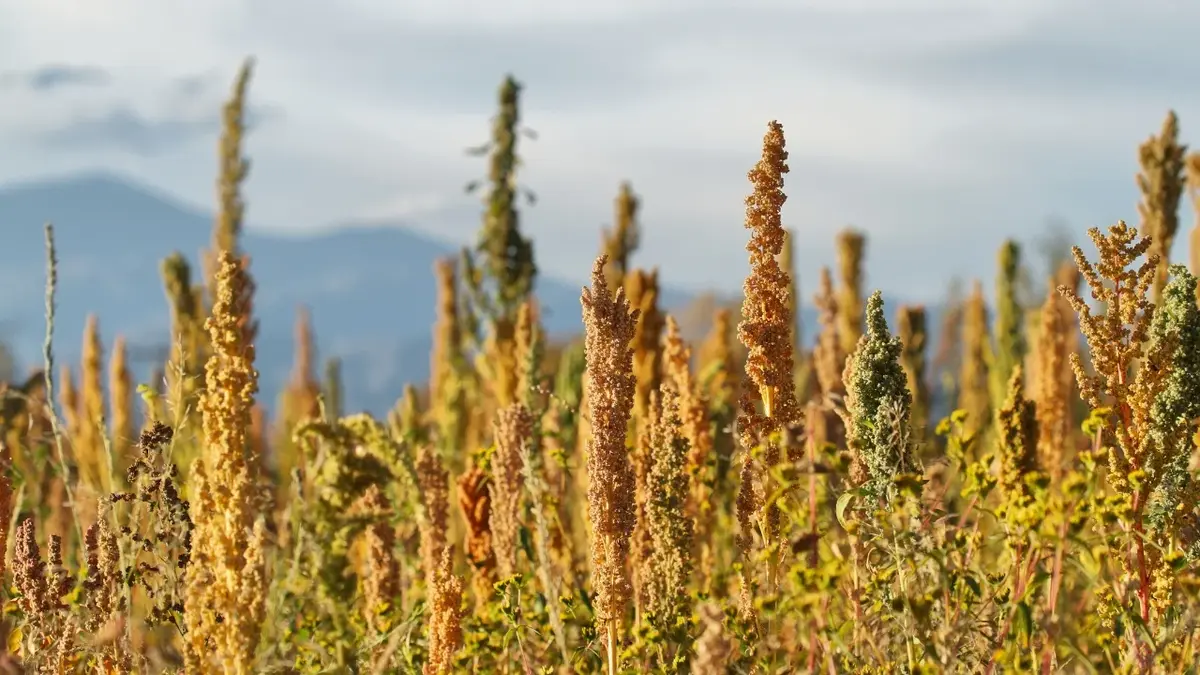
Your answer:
985,545 -> 1043,675
1041,504 -> 1074,674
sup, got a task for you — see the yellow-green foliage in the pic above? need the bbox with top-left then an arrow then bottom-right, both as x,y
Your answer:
7,74 -> 1200,675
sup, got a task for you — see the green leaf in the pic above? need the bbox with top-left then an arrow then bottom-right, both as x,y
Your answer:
137,382 -> 159,409
1015,601 -> 1033,639
836,491 -> 856,529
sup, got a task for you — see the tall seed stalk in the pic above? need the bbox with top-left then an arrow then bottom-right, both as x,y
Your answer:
736,121 -> 802,599
1136,110 -> 1187,303
581,255 -> 640,675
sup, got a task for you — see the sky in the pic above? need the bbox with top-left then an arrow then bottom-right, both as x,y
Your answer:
0,0 -> 1197,301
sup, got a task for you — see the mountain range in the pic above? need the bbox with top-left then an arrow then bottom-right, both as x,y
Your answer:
0,172 -> 703,415
0,172 -> 951,419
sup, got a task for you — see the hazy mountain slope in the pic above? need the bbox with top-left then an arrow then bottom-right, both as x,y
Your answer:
0,171 -> 693,414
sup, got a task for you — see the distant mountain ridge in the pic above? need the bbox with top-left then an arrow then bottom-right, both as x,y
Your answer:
0,171 -> 695,414
0,172 -> 951,419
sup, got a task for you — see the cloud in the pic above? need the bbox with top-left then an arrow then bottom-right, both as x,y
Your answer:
0,60 -> 282,156
34,100 -> 282,156
0,64 -> 112,92
0,0 -> 1195,299
350,191 -> 452,224
172,74 -> 212,100
36,106 -> 220,156
831,4 -> 1200,104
